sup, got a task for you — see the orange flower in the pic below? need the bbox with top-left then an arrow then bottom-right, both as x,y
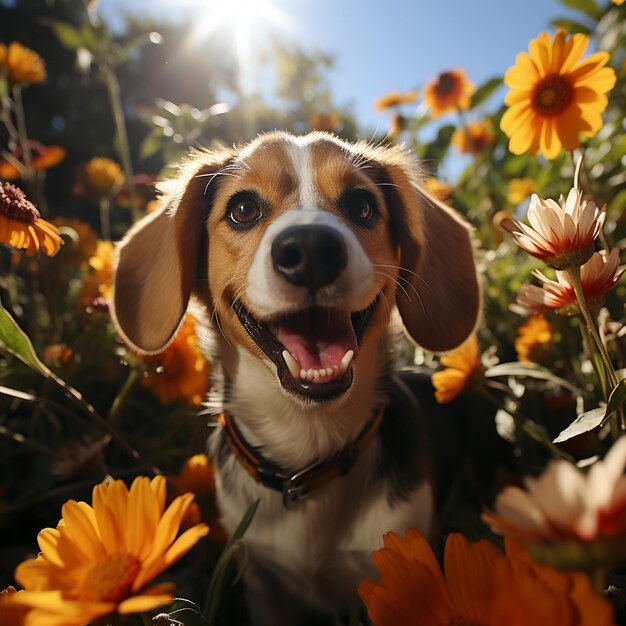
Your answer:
389,111 -> 406,136
141,315 -> 210,406
52,218 -> 99,267
500,31 -> 616,159
0,183 -> 62,256
0,586 -> 30,626
359,529 -> 613,626
501,165 -> 605,270
613,0 -> 625,5
115,174 -> 157,211
515,249 -> 625,316
424,177 -> 452,203
507,177 -> 538,205
373,91 -> 417,111
0,141 -> 65,180
431,334 -> 481,403
452,119 -> 496,154
73,157 -> 124,199
1,42 -> 46,84
515,316 -> 553,362
13,476 -> 209,626
484,436 -> 626,545
423,69 -> 474,117
309,111 -> 340,132
171,453 -> 215,496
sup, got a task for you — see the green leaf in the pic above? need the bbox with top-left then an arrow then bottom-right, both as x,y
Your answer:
45,19 -> 85,50
559,0 -> 602,20
553,407 -> 605,443
139,130 -> 164,161
606,380 -> 626,418
484,361 -> 582,395
202,499 -> 260,623
0,302 -> 50,376
469,77 -> 502,109
550,19 -> 592,35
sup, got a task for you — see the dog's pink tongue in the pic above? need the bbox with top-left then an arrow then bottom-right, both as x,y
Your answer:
277,309 -> 357,371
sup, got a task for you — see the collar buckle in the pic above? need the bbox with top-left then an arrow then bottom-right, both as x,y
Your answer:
282,473 -> 310,508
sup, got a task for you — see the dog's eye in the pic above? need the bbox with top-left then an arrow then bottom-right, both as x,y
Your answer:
344,192 -> 377,227
228,198 -> 262,226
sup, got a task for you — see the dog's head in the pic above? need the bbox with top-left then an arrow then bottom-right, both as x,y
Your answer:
112,132 -> 480,403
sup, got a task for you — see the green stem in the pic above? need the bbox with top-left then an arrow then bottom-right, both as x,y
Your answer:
11,84 -> 34,182
107,367 -> 139,429
0,424 -> 56,455
100,64 -> 140,223
99,196 -> 112,240
567,267 -> 619,391
476,385 -> 574,461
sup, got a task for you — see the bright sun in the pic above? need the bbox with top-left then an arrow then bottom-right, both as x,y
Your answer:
181,0 -> 294,94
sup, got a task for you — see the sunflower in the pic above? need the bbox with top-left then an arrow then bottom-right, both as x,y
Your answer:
515,316 -> 553,362
359,529 -> 614,626
13,476 -> 209,626
389,112 -> 406,136
423,69 -> 474,118
507,178 -> 538,205
171,453 -> 215,496
500,30 -> 616,160
452,119 -> 496,154
431,334 -> 481,403
515,249 -> 625,316
373,91 -> 417,111
0,183 -> 62,256
0,141 -> 65,180
1,42 -> 46,84
73,157 -> 124,199
141,315 -> 210,406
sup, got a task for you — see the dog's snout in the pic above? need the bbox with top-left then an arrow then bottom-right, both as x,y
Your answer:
271,225 -> 348,293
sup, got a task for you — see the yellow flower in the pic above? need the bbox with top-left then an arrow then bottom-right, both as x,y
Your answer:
373,90 -> 417,111
1,42 -> 46,84
452,119 -> 496,154
501,30 -> 616,160
423,69 -> 474,117
88,240 -> 115,298
359,529 -> 614,626
424,177 -> 452,203
13,476 -> 209,626
612,0 -> 624,5
0,183 -> 62,256
52,218 -> 99,267
507,178 -> 538,205
141,315 -> 210,406
484,436 -> 626,544
0,586 -> 30,626
515,316 -> 553,362
515,249 -> 625,316
171,453 -> 215,496
501,165 -> 605,269
0,141 -> 65,180
73,157 -> 124,199
431,334 -> 481,403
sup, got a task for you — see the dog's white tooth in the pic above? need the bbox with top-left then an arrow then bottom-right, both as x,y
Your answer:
282,350 -> 301,379
312,369 -> 320,379
338,349 -> 355,376
326,367 -> 334,376
300,369 -> 307,380
306,368 -> 315,381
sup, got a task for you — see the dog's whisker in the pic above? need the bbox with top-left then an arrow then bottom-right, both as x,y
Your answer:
373,263 -> 433,292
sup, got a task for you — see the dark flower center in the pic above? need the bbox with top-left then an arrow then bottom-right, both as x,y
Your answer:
435,72 -> 458,96
532,74 -> 573,115
0,183 -> 39,223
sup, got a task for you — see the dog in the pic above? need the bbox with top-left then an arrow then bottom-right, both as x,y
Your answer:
110,131 -> 480,625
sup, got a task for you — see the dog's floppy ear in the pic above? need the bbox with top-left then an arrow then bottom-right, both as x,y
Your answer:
111,150 -> 232,354
381,159 -> 481,353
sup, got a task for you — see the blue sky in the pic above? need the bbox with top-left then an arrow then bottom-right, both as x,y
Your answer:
102,0 -> 582,131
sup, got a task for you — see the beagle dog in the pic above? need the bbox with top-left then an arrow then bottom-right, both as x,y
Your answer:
111,131 -> 480,625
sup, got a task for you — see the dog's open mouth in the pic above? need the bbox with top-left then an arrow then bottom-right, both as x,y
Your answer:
233,299 -> 378,401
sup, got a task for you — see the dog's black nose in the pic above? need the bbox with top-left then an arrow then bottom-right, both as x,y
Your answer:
271,224 -> 348,293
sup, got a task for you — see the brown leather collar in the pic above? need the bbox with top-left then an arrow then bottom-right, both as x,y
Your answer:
218,406 -> 385,508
